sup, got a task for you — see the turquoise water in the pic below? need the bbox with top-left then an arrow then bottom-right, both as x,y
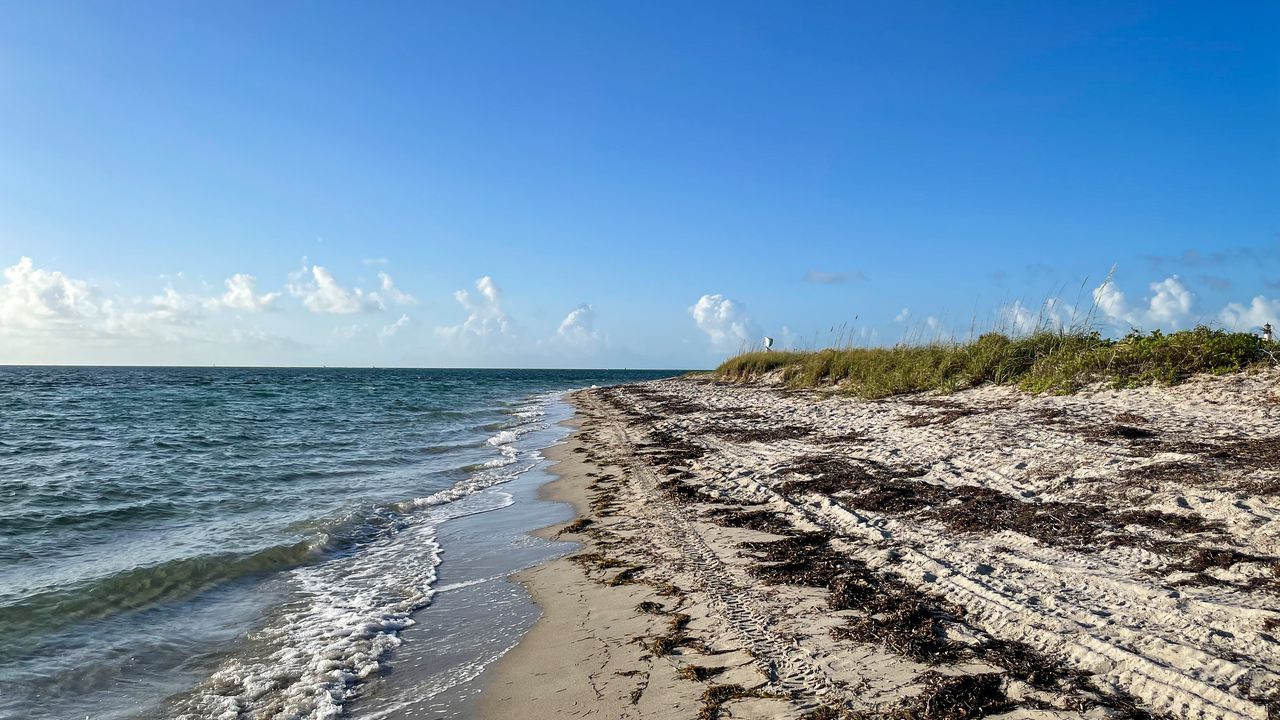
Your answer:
0,367 -> 676,719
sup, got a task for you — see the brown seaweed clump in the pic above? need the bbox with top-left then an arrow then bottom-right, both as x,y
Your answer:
741,532 -> 845,588
888,672 -> 1012,720
697,684 -> 787,720
777,456 -> 928,496
702,507 -> 796,535
658,478 -> 711,505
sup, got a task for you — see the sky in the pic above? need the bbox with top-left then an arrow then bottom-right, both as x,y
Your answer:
1,2 -> 1277,368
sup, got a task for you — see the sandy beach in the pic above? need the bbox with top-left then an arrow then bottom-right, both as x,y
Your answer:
473,370 -> 1280,720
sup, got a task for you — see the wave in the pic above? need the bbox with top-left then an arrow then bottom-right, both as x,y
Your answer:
166,392 -> 567,718
171,483 -> 526,719
4,395 -> 559,634
2,497 -> 187,536
0,541 -> 323,643
0,385 -> 576,720
486,429 -> 521,446
173,527 -> 443,720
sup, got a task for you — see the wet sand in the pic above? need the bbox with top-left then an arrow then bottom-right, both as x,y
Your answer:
471,370 -> 1280,719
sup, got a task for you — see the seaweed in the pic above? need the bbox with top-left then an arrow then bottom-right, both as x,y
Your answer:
608,566 -> 643,586
741,532 -> 847,588
711,424 -> 815,443
677,665 -> 729,681
557,518 -> 594,535
976,638 -> 1078,690
657,478 -> 710,504
888,672 -> 1012,720
698,684 -> 787,720
802,707 -> 864,720
777,456 -> 928,496
702,507 -> 796,535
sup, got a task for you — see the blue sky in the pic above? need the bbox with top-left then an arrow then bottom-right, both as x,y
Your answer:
1,2 -> 1276,368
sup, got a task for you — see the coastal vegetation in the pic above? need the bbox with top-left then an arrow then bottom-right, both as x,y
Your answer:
717,326 -> 1277,397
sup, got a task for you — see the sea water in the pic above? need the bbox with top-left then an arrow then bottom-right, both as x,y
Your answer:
0,367 -> 675,719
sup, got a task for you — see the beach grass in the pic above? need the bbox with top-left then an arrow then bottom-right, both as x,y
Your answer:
717,327 -> 1276,397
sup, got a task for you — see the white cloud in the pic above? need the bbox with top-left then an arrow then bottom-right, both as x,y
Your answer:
1219,296 -> 1280,331
378,272 -> 417,306
1000,300 -> 1039,334
362,257 -> 389,266
689,294 -> 752,349
925,316 -> 940,330
379,314 -> 411,344
0,257 -> 431,362
288,265 -> 384,314
96,284 -> 222,341
893,308 -> 910,323
1092,279 -> 1133,326
0,257 -> 236,345
149,286 -> 206,322
0,257 -> 101,335
1145,276 -> 1194,327
999,298 -> 1075,334
436,276 -> 514,345
556,304 -> 603,348
1091,275 -> 1194,330
221,273 -> 280,311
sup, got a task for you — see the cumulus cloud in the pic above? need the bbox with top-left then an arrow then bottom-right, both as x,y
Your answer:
997,296 -> 1077,336
149,287 -> 207,322
1092,280 -> 1133,326
436,276 -> 513,344
1219,296 -> 1280,332
0,258 -> 288,346
1000,301 -> 1039,334
999,298 -> 1075,334
0,257 -> 438,362
0,256 -> 101,335
99,288 -> 208,340
893,308 -> 910,323
1091,275 -> 1195,330
803,270 -> 865,285
377,272 -> 417,306
378,314 -> 411,344
1145,276 -> 1195,327
288,265 -> 384,314
556,304 -> 603,348
690,294 -> 753,349
221,274 -> 280,311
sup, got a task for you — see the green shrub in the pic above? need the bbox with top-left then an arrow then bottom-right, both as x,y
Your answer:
716,327 -> 1273,398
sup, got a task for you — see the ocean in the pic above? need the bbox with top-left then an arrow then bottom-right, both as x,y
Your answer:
0,366 -> 677,720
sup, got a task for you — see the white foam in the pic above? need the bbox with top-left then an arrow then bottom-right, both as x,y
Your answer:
175,522 -> 441,720
486,429 -> 520,447
173,391 -> 571,720
433,575 -> 500,593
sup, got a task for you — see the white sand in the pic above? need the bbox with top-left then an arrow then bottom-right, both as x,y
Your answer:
475,369 -> 1280,719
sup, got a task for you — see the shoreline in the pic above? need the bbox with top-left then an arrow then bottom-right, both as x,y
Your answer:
467,371 -> 1280,719
466,410 -> 715,718
345,393 -> 583,720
